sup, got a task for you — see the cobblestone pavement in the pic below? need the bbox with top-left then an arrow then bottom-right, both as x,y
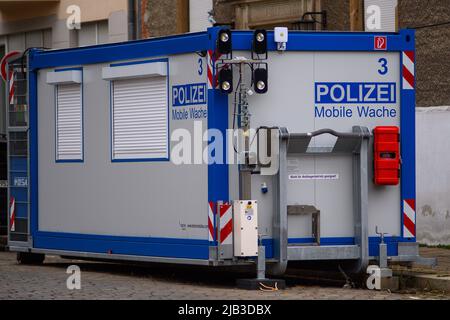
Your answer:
0,251 -> 448,300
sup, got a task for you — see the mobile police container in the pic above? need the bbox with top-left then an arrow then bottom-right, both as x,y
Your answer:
6,27 -> 433,277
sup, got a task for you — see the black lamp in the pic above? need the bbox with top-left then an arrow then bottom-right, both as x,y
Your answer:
254,68 -> 268,94
253,29 -> 267,56
217,29 -> 232,55
218,68 -> 233,94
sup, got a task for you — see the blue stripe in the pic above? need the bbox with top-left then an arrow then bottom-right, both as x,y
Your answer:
29,63 -> 39,237
54,67 -> 83,72
230,29 -> 415,52
110,58 -> 167,67
207,28 -> 230,246
32,234 -> 408,259
30,33 -> 209,69
207,90 -> 229,203
111,158 -> 170,163
288,237 -> 355,245
400,30 -> 416,239
29,30 -> 414,71
35,231 -> 208,245
34,233 -> 209,259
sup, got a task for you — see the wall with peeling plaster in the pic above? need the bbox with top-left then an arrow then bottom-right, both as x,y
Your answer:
416,107 -> 450,245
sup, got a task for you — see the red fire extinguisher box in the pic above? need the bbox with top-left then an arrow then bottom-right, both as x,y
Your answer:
373,126 -> 400,186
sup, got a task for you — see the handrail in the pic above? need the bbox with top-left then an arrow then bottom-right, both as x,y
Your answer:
280,126 -> 372,140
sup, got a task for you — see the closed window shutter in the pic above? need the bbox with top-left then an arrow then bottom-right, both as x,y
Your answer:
56,83 -> 83,160
112,77 -> 168,160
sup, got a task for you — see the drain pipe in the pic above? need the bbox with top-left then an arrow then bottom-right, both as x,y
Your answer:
128,0 -> 136,40
136,0 -> 142,39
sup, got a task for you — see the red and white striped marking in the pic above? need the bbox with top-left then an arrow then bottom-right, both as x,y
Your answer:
9,70 -> 15,105
219,203 -> 233,244
208,201 -> 215,242
9,197 -> 16,232
207,50 -> 222,89
0,50 -> 21,81
207,50 -> 213,89
403,199 -> 416,238
402,51 -> 415,90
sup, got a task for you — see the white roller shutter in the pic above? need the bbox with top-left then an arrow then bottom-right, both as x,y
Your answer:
112,77 -> 168,160
56,84 -> 83,161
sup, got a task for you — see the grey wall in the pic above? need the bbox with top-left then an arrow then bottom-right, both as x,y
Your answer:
6,29 -> 53,51
416,107 -> 450,245
1,10 -> 128,50
52,11 -> 128,48
399,0 -> 450,107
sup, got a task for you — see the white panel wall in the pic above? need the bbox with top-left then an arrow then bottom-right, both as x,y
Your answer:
189,0 -> 213,32
416,107 -> 450,245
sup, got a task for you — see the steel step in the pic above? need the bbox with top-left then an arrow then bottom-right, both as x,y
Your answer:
287,245 -> 360,261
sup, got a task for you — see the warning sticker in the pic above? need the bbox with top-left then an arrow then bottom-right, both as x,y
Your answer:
289,174 -> 339,180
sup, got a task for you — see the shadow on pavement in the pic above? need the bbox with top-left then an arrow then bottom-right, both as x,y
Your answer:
41,255 -> 349,289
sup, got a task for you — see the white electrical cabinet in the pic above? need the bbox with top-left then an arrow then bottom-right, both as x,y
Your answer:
233,200 -> 258,257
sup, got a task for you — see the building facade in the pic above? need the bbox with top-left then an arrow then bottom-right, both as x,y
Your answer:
139,0 -> 450,108
0,0 -> 132,235
0,0 -> 132,134
1,0 -> 448,122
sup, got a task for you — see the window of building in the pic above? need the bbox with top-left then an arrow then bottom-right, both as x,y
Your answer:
77,20 -> 109,46
56,83 -> 83,161
111,76 -> 168,161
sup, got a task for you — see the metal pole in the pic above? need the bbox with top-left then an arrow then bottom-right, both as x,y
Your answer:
352,126 -> 370,273
256,244 -> 266,280
269,129 -> 288,275
238,63 -> 251,200
216,201 -> 222,261
376,226 -> 388,269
